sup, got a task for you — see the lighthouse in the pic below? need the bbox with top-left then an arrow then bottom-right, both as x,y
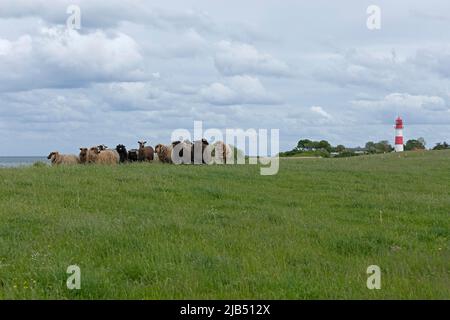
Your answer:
394,116 -> 404,152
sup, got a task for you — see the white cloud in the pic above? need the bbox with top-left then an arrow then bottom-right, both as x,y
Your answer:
200,82 -> 235,104
351,93 -> 450,126
214,41 -> 291,77
310,106 -> 332,119
40,27 -> 143,76
313,49 -> 401,90
0,27 -> 144,92
143,28 -> 210,59
353,93 -> 447,111
200,75 -> 280,105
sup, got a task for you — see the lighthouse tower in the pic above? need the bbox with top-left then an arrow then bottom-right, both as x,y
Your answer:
394,116 -> 404,152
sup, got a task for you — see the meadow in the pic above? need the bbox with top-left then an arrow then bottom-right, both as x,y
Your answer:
0,150 -> 449,299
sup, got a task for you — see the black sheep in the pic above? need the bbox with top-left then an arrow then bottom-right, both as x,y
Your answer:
128,149 -> 139,162
116,144 -> 128,163
191,138 -> 210,164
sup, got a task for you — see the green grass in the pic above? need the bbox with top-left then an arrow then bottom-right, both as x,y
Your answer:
0,150 -> 449,299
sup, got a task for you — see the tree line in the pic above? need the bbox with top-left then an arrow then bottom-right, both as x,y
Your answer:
279,138 -> 449,158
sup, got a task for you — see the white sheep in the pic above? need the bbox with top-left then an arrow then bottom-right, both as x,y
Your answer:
47,152 -> 79,166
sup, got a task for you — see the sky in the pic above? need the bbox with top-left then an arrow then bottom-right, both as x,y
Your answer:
0,0 -> 449,156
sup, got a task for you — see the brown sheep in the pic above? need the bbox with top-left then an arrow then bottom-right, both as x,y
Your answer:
79,147 -> 101,164
47,152 -> 79,166
95,149 -> 120,165
79,148 -> 87,163
79,148 -> 89,164
138,141 -> 154,161
88,147 -> 100,163
155,144 -> 173,163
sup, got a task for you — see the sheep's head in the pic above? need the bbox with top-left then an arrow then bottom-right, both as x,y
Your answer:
116,144 -> 126,153
116,144 -> 128,162
201,138 -> 209,146
155,144 -> 163,154
47,151 -> 58,160
90,146 -> 100,154
79,148 -> 88,163
138,141 -> 147,149
98,144 -> 108,151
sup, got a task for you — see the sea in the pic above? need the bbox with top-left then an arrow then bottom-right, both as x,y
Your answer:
0,157 -> 50,168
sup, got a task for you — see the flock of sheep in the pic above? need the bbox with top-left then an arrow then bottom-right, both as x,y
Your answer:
47,139 -> 232,166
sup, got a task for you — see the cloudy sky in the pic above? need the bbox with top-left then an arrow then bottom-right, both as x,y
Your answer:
0,0 -> 449,156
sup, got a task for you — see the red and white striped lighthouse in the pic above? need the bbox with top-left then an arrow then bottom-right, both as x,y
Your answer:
394,116 -> 404,152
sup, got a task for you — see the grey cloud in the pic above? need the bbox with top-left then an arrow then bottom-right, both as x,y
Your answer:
0,0 -> 242,40
413,46 -> 450,78
1,1 -> 450,156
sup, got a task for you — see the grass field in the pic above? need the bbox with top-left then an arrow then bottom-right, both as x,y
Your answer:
0,150 -> 449,299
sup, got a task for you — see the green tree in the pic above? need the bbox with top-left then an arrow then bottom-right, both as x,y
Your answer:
432,142 -> 449,150
365,140 -> 394,153
297,139 -> 313,151
405,138 -> 426,151
318,140 -> 332,152
375,140 -> 394,153
365,141 -> 377,154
